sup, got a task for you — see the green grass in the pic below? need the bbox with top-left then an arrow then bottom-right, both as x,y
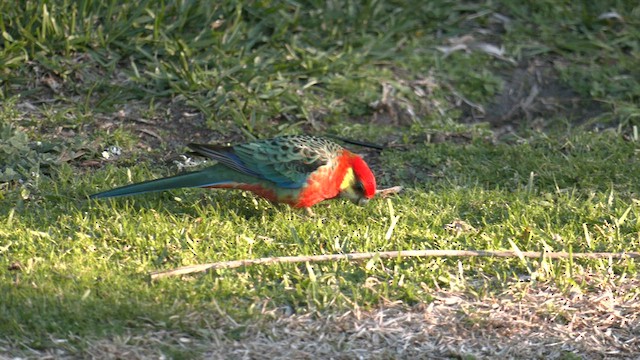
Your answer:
1,0 -> 640,356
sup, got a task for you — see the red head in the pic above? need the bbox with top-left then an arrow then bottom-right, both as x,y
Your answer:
339,153 -> 377,205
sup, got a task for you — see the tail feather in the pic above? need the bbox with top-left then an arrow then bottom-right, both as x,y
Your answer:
90,169 -> 229,199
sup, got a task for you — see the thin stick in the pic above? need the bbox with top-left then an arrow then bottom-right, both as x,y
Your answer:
150,250 -> 640,280
376,186 -> 403,197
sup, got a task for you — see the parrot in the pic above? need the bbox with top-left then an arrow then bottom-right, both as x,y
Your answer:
90,135 -> 377,210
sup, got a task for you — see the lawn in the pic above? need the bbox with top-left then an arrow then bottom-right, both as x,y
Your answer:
1,1 -> 639,358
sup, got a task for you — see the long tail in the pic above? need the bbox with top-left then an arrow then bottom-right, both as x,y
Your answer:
90,168 -> 230,199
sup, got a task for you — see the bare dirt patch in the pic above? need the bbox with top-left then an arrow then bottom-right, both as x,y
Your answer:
463,58 -> 606,130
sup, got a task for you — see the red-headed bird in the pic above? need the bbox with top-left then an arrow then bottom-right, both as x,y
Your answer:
90,135 -> 377,210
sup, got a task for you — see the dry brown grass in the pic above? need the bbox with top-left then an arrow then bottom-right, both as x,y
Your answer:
2,273 -> 638,359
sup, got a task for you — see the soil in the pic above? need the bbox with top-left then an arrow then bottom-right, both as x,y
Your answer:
464,58 -> 606,130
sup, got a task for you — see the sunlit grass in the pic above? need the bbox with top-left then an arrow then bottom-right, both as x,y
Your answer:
1,0 -> 639,356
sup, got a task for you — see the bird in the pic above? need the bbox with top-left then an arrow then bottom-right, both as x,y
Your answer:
90,135 -> 377,211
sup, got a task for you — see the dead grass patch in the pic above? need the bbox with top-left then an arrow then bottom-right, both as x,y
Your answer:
1,274 -> 637,359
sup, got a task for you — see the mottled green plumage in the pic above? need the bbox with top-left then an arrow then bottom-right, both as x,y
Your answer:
189,135 -> 344,188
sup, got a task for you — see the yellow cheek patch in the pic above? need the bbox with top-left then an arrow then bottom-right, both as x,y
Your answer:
340,168 -> 356,191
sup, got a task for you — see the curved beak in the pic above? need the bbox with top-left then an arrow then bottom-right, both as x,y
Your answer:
357,198 -> 370,206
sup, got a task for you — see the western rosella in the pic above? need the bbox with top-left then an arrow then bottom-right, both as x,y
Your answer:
90,135 -> 377,209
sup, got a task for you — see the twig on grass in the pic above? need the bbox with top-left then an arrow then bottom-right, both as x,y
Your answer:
150,250 -> 640,280
376,186 -> 403,197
